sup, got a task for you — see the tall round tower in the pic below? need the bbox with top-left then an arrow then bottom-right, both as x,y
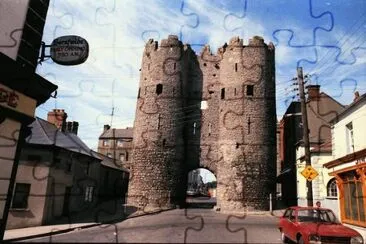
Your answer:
127,35 -> 187,211
216,36 -> 276,212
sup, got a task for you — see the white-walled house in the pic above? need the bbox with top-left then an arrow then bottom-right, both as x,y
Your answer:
323,93 -> 366,239
296,144 -> 339,216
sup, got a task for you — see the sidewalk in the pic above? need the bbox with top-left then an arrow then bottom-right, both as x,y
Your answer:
4,222 -> 100,241
3,202 -> 175,242
3,201 -> 140,242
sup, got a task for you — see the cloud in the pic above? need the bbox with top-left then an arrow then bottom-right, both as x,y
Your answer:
36,0 -> 366,150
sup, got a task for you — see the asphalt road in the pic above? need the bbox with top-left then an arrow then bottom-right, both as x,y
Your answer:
24,209 -> 283,243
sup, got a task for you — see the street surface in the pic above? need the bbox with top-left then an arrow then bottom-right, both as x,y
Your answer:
24,208 -> 283,243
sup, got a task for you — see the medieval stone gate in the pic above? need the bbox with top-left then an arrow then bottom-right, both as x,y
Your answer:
127,35 -> 277,212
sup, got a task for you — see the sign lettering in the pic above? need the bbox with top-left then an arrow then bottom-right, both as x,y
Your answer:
50,35 -> 89,65
0,88 -> 19,108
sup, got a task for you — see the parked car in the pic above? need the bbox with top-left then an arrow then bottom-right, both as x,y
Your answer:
186,189 -> 199,197
278,206 -> 363,244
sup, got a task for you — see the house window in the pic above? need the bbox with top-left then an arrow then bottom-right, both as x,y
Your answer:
11,183 -> 31,209
119,153 -> 125,162
340,171 -> 366,227
117,139 -> 124,147
107,153 -> 112,158
246,85 -> 254,96
66,161 -> 72,172
103,140 -> 109,147
156,84 -> 163,95
327,178 -> 337,198
346,122 -> 354,153
84,186 -> 94,202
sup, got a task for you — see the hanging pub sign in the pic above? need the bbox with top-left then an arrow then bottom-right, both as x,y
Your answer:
50,35 -> 89,65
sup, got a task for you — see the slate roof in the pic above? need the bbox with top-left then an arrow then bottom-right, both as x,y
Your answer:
99,127 -> 133,139
25,117 -> 96,158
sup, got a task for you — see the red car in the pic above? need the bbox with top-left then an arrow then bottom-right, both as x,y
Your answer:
278,206 -> 364,244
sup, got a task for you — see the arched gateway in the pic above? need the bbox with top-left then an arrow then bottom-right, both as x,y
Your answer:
127,35 -> 277,213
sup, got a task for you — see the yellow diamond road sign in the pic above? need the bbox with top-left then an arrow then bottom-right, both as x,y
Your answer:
301,165 -> 319,181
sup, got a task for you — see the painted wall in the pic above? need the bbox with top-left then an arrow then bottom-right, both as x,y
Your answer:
332,103 -> 366,159
296,147 -> 340,218
6,149 -> 51,229
0,119 -> 21,223
0,0 -> 29,59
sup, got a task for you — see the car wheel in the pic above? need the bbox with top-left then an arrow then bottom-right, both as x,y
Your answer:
280,231 -> 289,243
297,236 -> 304,244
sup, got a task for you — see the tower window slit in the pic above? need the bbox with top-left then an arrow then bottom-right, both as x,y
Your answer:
174,63 -> 176,70
137,88 -> 141,98
158,114 -> 161,130
247,117 -> 251,134
208,123 -> 212,136
247,85 -> 254,96
235,63 -> 238,72
156,84 -> 163,95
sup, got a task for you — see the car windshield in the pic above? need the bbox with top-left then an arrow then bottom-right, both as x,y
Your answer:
297,209 -> 340,224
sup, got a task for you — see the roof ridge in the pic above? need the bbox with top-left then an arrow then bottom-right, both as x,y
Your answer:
319,92 -> 345,108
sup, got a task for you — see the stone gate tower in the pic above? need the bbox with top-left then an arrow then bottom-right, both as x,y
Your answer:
127,35 -> 193,210
128,35 -> 276,212
216,36 -> 276,212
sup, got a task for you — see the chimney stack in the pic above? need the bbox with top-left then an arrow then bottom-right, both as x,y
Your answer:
306,85 -> 320,101
72,121 -> 79,135
63,121 -> 79,135
104,124 -> 110,132
353,91 -> 360,102
47,109 -> 67,130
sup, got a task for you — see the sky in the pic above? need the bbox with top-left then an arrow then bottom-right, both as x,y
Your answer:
35,0 -> 366,151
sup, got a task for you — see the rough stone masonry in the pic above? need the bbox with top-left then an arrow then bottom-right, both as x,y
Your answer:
127,35 -> 277,213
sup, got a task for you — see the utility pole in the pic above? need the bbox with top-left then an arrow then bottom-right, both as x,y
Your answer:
297,67 -> 313,207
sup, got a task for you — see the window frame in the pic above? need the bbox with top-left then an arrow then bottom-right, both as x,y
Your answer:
339,170 -> 366,227
102,139 -> 109,147
84,186 -> 94,202
11,183 -> 31,210
116,139 -> 124,147
326,178 -> 338,198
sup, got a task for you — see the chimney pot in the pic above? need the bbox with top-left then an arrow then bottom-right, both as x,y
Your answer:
104,124 -> 110,132
71,121 -> 79,135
